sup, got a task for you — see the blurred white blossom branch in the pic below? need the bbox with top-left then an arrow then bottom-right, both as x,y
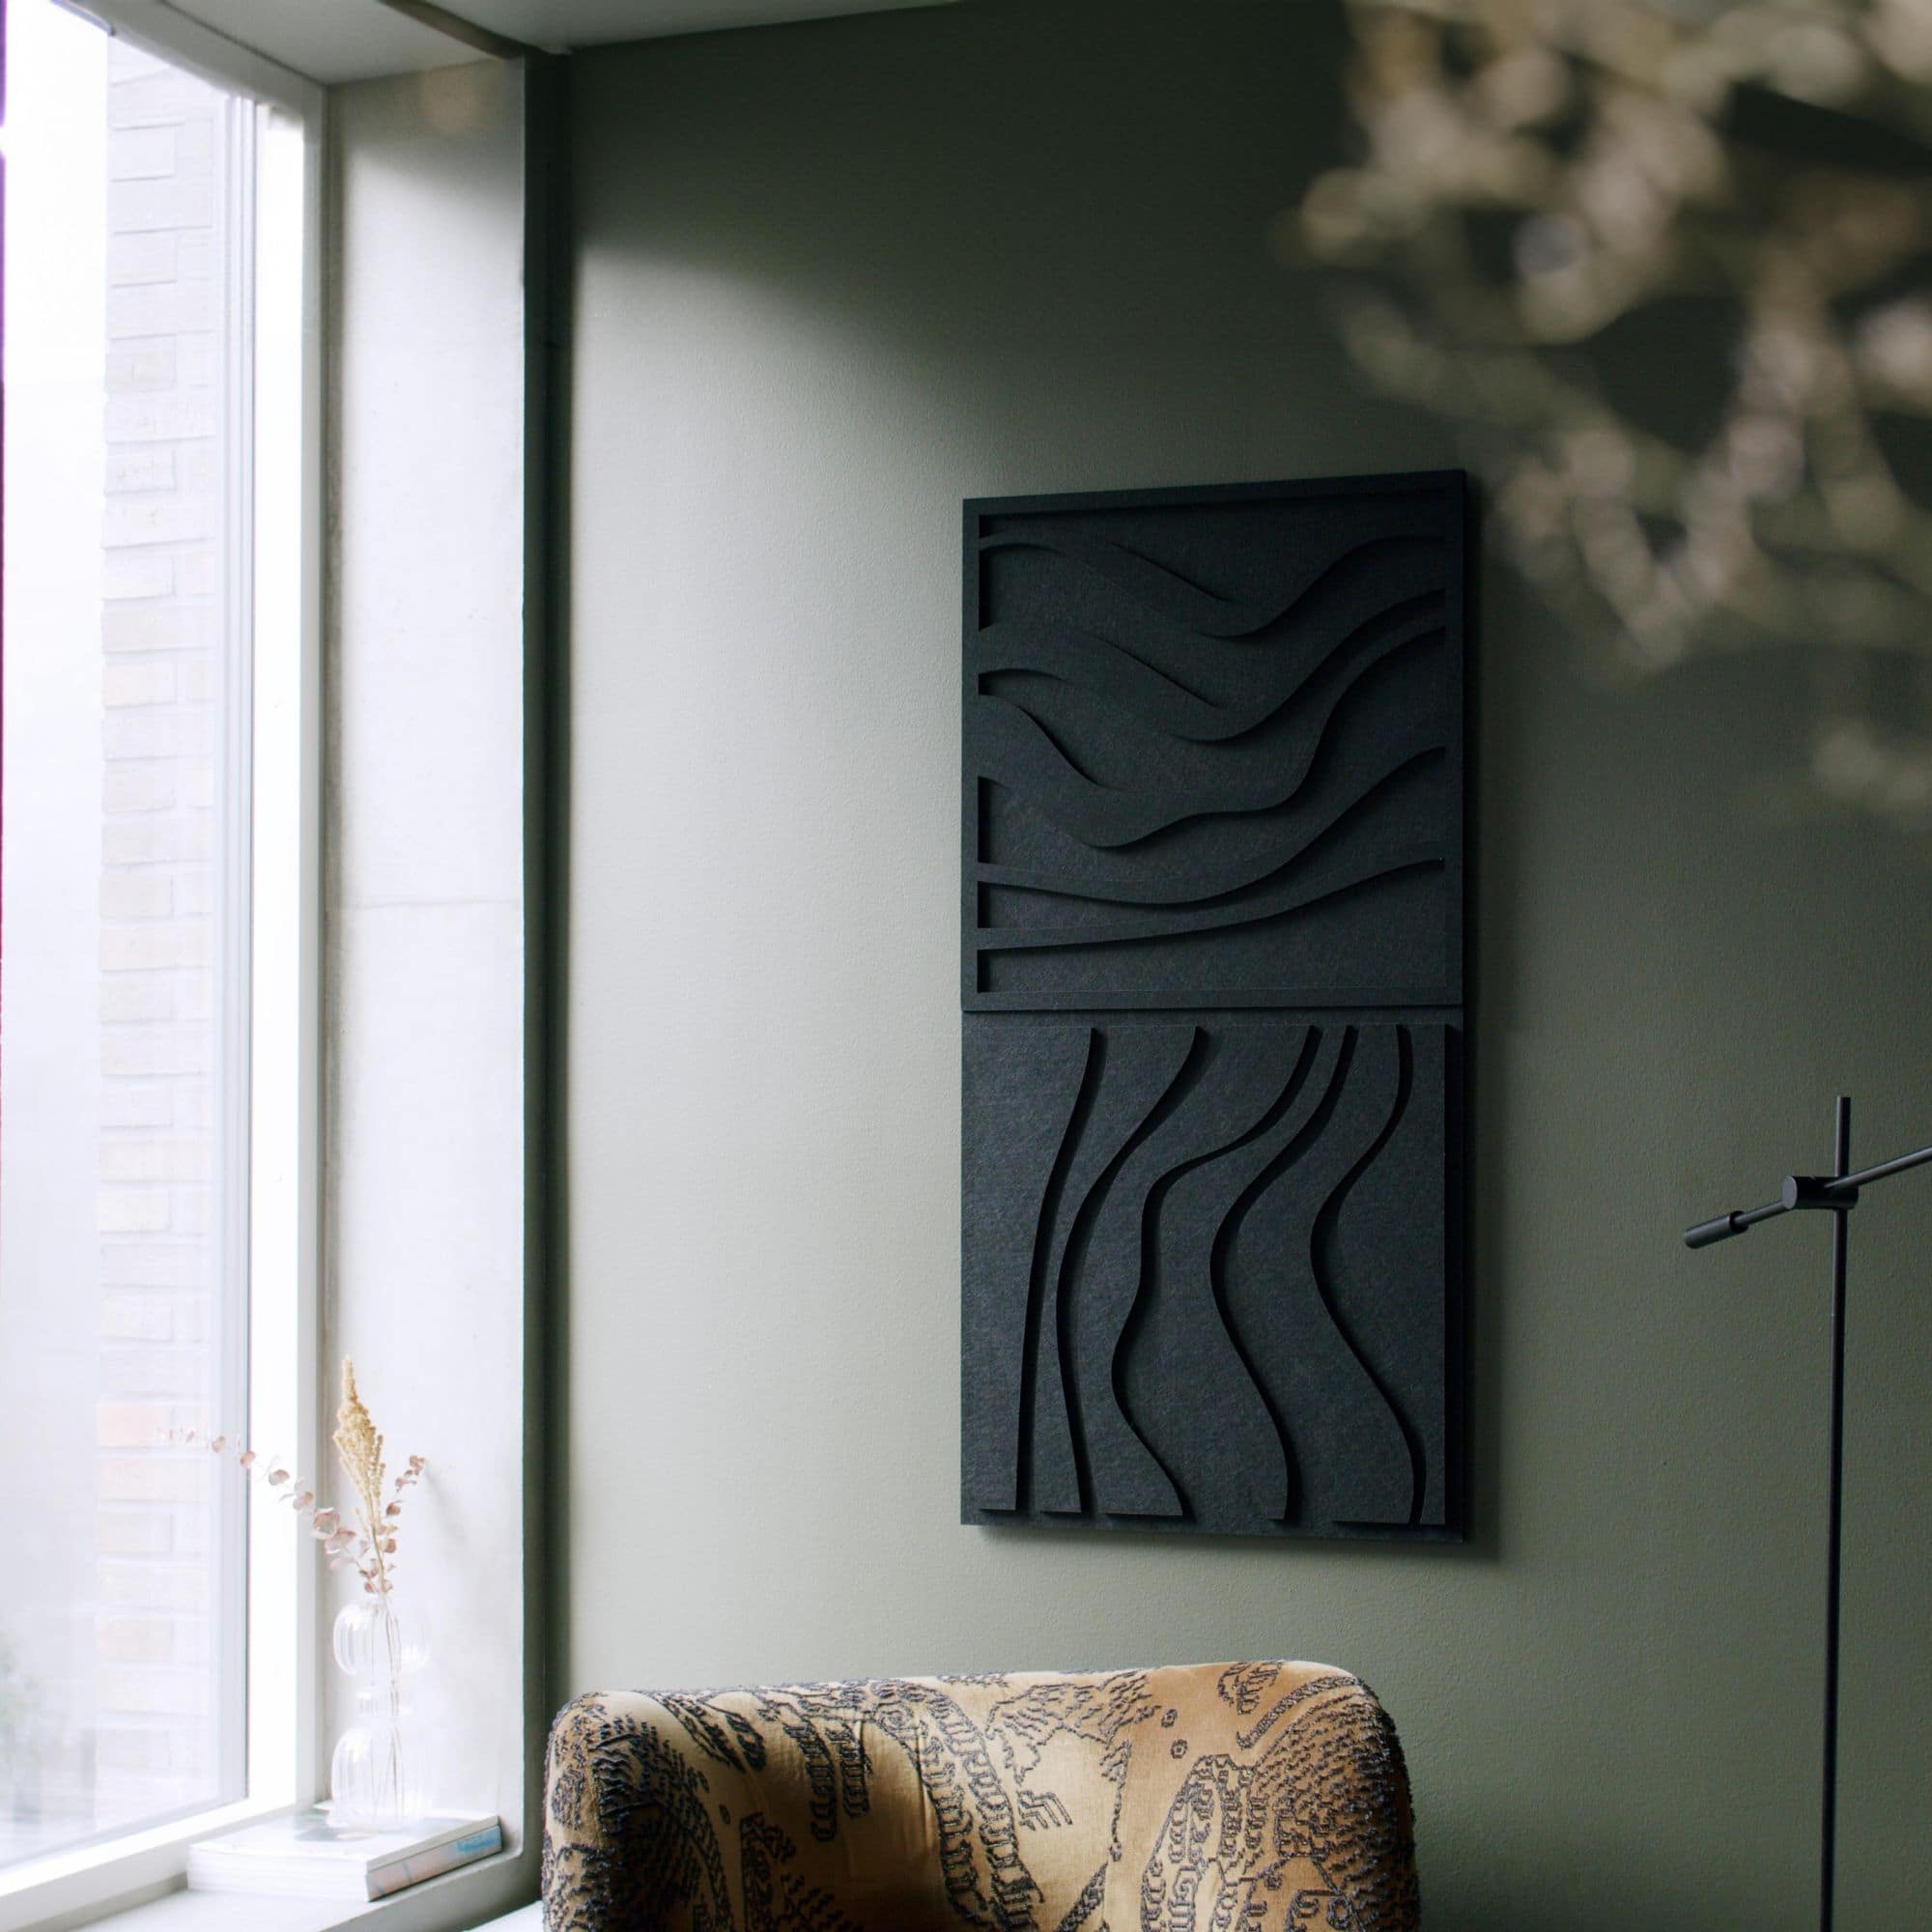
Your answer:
1288,0 -> 1932,826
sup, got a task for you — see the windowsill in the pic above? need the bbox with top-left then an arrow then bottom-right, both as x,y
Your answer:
0,1800 -> 290,1932
0,1790 -> 536,1932
54,1854 -> 535,1932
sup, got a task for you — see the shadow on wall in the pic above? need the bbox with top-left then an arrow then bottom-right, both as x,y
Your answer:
1282,0 -> 1932,834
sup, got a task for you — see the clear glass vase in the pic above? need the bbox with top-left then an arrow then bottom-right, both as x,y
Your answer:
329,1597 -> 430,1825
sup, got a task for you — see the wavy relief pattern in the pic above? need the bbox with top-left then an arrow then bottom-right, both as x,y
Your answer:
980,740 -> 1444,907
978,527 -> 1439,640
965,486 -> 1461,1007
971,588 -> 1445,744
968,623 -> 1438,848
962,480 -> 1463,1542
981,847 -> 1444,955
961,1018 -> 1452,1539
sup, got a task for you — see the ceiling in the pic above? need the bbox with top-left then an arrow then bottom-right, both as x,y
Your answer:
159,0 -> 958,84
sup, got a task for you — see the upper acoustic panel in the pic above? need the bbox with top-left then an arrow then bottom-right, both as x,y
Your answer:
962,473 -> 1465,1010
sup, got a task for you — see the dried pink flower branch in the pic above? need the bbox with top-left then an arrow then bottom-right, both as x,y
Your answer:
170,1358 -> 427,1598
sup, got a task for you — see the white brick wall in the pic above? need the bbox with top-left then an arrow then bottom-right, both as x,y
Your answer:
92,35 -> 233,1827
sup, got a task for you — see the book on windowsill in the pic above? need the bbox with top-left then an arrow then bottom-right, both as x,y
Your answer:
186,1807 -> 503,1900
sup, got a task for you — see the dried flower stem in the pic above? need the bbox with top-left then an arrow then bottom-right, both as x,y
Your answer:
334,1361 -> 390,1596
172,1357 -> 425,1597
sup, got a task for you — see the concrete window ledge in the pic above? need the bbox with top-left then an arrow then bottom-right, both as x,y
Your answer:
82,1876 -> 538,1932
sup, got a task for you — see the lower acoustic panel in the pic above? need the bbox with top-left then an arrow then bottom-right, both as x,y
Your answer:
961,1015 -> 1462,1540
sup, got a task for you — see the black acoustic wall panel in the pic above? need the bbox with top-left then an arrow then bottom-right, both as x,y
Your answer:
963,473 -> 1463,1011
960,473 -> 1465,1541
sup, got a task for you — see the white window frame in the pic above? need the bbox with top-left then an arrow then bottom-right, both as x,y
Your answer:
0,5 -> 326,1927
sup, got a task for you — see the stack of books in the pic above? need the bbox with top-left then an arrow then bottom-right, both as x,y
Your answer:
187,1809 -> 502,1901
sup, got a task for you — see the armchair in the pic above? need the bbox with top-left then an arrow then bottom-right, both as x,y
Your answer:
542,1659 -> 1419,1930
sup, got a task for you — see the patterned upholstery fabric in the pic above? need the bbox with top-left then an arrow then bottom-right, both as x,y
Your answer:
542,1660 -> 1420,1931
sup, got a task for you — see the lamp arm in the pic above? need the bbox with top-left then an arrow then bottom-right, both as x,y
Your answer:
1683,1136 -> 1932,1248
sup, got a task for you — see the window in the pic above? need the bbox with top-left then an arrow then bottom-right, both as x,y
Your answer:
0,0 -> 317,1918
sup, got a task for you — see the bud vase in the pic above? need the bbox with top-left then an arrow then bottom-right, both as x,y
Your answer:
329,1598 -> 430,1824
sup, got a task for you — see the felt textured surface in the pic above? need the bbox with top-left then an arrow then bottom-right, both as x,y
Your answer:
961,477 -> 1465,1539
962,475 -> 1463,1010
961,1018 -> 1458,1537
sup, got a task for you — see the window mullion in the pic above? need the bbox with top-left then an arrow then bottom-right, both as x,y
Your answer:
214,76 -> 256,1812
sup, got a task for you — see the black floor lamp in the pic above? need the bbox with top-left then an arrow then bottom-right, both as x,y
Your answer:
1684,1095 -> 1932,1932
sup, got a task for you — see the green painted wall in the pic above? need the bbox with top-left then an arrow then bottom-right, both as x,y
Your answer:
559,4 -> 1932,1923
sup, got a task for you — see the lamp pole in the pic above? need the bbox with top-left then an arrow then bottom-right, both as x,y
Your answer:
1684,1096 -> 1932,1932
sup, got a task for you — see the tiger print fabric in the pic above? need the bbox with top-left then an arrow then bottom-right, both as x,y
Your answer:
541,1660 -> 1419,1931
